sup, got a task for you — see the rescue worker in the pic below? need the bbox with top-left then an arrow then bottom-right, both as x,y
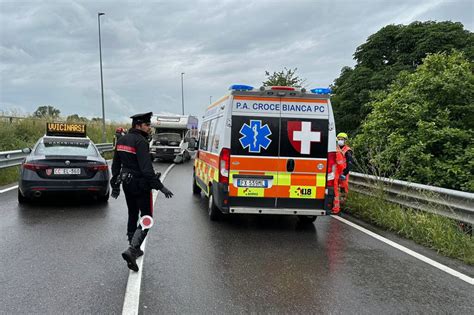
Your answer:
332,132 -> 354,214
111,112 -> 174,272
113,127 -> 126,148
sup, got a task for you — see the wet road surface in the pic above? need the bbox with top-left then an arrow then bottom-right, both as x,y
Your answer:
0,160 -> 473,314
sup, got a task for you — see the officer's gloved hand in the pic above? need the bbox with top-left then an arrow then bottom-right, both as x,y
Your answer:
111,186 -> 120,199
110,176 -> 119,188
339,175 -> 346,181
110,176 -> 121,199
160,186 -> 174,198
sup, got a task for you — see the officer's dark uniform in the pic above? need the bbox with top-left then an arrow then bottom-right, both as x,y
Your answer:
111,112 -> 173,272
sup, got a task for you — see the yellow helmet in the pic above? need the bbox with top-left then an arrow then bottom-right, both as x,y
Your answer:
337,132 -> 348,140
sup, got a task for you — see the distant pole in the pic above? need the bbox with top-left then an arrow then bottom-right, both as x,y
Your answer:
98,12 -> 106,143
210,96 -> 212,105
181,72 -> 185,115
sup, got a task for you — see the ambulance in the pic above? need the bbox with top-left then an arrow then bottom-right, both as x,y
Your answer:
193,85 -> 337,223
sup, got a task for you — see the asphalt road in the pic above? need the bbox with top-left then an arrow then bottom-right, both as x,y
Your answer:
0,160 -> 473,314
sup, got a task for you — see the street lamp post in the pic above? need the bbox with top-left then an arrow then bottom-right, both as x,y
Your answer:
98,12 -> 106,143
210,96 -> 212,105
181,72 -> 185,115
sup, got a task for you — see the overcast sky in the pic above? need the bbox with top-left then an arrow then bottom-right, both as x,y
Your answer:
0,0 -> 472,122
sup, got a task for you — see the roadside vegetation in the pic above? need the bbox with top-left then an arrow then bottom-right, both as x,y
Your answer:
344,192 -> 474,265
331,21 -> 473,192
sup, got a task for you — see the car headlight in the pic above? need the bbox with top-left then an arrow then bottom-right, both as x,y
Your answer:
174,149 -> 181,153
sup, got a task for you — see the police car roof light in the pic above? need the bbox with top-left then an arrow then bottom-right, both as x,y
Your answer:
310,88 -> 332,94
229,84 -> 254,91
271,86 -> 295,91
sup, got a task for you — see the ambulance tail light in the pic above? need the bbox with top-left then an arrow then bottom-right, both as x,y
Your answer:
326,152 -> 336,187
271,86 -> 295,91
219,148 -> 230,184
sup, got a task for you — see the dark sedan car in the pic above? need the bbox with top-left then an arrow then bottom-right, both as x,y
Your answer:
18,135 -> 110,203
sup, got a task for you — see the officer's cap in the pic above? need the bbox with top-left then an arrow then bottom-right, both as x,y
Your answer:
131,112 -> 153,125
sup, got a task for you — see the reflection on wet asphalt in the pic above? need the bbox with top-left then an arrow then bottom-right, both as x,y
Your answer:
141,162 -> 474,314
0,160 -> 472,314
0,162 -> 171,314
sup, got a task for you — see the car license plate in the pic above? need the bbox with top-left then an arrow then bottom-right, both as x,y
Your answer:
237,179 -> 268,188
53,168 -> 81,175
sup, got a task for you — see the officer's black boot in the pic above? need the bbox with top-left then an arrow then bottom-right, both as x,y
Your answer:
122,229 -> 147,272
127,232 -> 143,257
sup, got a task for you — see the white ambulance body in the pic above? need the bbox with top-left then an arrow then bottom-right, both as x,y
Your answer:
193,85 -> 337,222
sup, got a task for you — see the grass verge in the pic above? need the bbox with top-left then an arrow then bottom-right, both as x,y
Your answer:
0,166 -> 20,187
344,191 -> 474,265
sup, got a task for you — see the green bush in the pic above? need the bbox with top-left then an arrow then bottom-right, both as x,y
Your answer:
354,51 -> 474,192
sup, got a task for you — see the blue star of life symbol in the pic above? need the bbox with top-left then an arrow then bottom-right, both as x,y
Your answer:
239,120 -> 272,153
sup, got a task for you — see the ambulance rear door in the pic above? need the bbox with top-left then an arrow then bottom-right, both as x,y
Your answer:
228,94 -> 281,209
276,94 -> 329,210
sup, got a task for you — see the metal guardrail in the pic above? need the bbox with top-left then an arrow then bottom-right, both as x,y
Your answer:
0,143 -> 114,169
0,150 -> 28,169
1,146 -> 473,223
349,172 -> 474,225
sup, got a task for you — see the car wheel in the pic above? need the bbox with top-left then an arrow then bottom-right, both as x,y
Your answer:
192,174 -> 201,195
208,191 -> 221,221
297,215 -> 317,224
98,191 -> 110,203
18,189 -> 29,204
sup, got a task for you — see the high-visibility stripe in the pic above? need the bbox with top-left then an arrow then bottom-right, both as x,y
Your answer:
207,95 -> 230,110
116,145 -> 136,154
230,156 -> 327,173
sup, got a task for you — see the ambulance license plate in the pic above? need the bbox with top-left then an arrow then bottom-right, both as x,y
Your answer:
237,179 -> 268,188
53,168 -> 81,175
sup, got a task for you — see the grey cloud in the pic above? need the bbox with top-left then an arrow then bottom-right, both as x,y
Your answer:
1,0 -> 472,121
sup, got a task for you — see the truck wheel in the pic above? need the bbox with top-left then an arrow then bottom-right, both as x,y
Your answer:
208,192 -> 221,221
298,215 -> 317,224
192,174 -> 201,195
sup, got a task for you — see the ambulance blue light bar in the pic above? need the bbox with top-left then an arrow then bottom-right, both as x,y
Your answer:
310,88 -> 332,94
229,84 -> 254,91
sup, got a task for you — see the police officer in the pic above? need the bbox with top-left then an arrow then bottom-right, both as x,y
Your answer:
111,112 -> 173,272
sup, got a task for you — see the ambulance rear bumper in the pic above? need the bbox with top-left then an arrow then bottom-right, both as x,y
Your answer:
229,207 -> 327,216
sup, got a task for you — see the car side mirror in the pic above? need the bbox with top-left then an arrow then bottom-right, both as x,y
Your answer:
22,148 -> 32,154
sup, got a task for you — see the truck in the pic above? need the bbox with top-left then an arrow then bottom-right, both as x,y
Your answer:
149,114 -> 198,162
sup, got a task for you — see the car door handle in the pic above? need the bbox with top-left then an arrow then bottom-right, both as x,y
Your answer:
286,159 -> 295,172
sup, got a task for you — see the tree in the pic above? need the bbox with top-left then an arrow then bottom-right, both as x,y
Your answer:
353,51 -> 474,192
66,114 -> 88,122
33,105 -> 60,119
263,67 -> 306,87
332,21 -> 473,136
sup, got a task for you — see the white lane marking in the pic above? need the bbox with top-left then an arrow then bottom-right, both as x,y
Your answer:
122,163 -> 176,315
0,185 -> 19,194
332,215 -> 474,285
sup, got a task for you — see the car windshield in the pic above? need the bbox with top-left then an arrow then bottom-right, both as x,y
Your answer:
35,141 -> 98,156
153,133 -> 182,142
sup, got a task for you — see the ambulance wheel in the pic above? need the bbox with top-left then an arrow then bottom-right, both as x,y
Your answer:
298,215 -> 317,224
208,192 -> 221,221
192,174 -> 201,195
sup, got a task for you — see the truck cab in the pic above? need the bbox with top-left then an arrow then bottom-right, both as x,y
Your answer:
149,114 -> 198,162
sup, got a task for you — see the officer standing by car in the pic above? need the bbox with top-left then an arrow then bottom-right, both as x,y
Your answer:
111,112 -> 173,272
